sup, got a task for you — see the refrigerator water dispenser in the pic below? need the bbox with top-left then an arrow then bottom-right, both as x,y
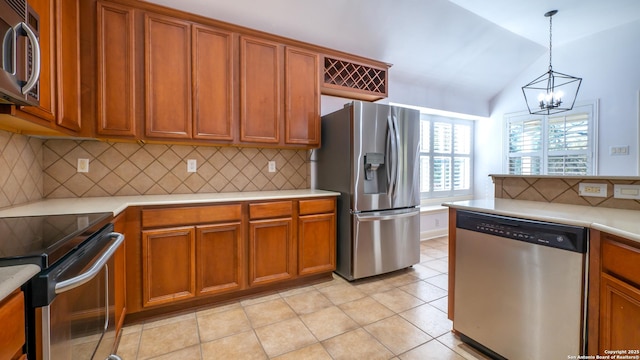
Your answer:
364,152 -> 387,193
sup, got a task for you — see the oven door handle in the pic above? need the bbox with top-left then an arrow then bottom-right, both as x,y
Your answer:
55,232 -> 124,294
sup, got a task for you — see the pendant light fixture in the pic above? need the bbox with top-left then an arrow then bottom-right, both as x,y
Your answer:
522,10 -> 582,115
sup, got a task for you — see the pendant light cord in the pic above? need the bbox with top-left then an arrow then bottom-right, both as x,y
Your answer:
548,14 -> 553,71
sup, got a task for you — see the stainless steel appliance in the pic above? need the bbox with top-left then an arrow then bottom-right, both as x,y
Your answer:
313,101 -> 420,280
0,213 -> 123,360
454,210 -> 588,360
0,0 -> 41,105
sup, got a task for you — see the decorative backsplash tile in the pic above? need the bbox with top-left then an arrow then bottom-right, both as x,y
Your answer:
0,131 -> 43,208
492,175 -> 640,210
43,140 -> 310,198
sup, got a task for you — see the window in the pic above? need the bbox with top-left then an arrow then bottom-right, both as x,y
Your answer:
505,102 -> 597,175
419,114 -> 474,200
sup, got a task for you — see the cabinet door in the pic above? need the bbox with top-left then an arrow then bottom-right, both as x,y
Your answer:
144,13 -> 192,139
193,25 -> 235,141
142,227 -> 196,307
298,213 -> 336,276
600,273 -> 640,352
196,222 -> 244,295
249,218 -> 294,286
240,36 -> 281,144
20,0 -> 56,123
285,47 -> 320,146
96,2 -> 136,137
55,0 -> 82,132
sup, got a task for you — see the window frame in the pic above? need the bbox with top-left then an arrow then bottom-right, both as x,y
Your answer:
504,101 -> 599,176
419,113 -> 475,201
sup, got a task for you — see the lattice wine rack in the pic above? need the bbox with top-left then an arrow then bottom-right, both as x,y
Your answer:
322,56 -> 387,100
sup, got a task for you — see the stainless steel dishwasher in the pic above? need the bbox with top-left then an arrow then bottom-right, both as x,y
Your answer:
454,210 -> 588,360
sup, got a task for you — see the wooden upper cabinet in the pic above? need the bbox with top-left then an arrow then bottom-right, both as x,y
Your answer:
96,1 -> 136,137
144,13 -> 192,139
285,47 -> 320,147
240,36 -> 282,144
56,0 -> 82,132
192,25 -> 236,141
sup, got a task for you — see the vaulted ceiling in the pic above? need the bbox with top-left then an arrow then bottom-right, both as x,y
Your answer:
145,0 -> 640,104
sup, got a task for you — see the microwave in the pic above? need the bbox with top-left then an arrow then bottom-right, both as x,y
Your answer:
0,0 -> 40,106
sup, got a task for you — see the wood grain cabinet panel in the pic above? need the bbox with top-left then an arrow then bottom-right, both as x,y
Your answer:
240,36 -> 282,144
144,13 -> 192,139
0,290 -> 25,360
193,25 -> 236,141
285,47 -> 320,146
249,218 -> 294,286
298,213 -> 335,276
142,227 -> 196,307
56,0 -> 82,131
96,1 -> 136,137
196,223 -> 244,295
599,273 -> 640,351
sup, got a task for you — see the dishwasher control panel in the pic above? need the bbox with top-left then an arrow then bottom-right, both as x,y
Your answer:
456,210 -> 587,253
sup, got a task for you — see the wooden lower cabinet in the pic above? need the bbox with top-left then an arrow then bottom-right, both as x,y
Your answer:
298,198 -> 336,276
142,226 -> 196,307
599,273 -> 640,350
0,290 -> 26,360
197,223 -> 244,295
128,198 -> 336,319
249,218 -> 294,286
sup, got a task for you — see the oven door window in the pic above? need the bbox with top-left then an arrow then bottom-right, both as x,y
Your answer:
47,258 -> 115,360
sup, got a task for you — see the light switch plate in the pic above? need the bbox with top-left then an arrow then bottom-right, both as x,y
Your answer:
614,184 -> 640,199
578,183 -> 607,197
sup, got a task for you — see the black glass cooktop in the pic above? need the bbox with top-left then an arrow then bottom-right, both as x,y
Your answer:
0,212 -> 112,268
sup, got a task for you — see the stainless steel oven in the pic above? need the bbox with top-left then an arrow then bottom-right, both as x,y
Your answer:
0,212 -> 122,360
30,224 -> 124,360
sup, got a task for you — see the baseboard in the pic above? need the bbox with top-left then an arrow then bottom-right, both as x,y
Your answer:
420,228 -> 447,241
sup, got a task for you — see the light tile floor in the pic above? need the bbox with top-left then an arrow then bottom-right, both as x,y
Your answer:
115,236 -> 491,360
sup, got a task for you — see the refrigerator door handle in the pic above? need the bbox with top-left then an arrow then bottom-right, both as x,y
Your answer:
386,115 -> 399,200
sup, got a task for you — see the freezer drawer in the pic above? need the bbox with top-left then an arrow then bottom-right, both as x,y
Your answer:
352,208 -> 420,279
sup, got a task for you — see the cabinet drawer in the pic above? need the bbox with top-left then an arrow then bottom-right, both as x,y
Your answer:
299,198 -> 335,215
250,201 -> 292,220
0,290 -> 25,360
602,239 -> 640,286
142,204 -> 242,228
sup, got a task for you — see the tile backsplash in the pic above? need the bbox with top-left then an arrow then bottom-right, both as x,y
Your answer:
0,131 -> 43,208
43,140 -> 310,198
492,175 -> 640,210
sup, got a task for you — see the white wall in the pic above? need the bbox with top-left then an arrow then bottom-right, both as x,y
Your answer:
475,19 -> 640,198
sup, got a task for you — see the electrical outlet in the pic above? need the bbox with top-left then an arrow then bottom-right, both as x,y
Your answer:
268,161 -> 276,173
187,159 -> 197,173
610,145 -> 630,156
578,183 -> 607,197
77,158 -> 89,173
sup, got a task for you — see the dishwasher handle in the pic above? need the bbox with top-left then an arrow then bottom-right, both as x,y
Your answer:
55,232 -> 124,294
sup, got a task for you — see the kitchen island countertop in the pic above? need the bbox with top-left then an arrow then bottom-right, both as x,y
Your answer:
444,198 -> 640,243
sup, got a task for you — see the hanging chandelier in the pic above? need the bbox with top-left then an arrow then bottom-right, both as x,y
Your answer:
522,10 -> 582,115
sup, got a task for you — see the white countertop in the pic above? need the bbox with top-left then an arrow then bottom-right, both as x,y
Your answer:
0,265 -> 40,302
0,189 -> 340,218
0,189 -> 340,301
444,198 -> 640,243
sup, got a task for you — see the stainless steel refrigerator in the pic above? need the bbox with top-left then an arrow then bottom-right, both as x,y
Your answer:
313,101 -> 420,280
